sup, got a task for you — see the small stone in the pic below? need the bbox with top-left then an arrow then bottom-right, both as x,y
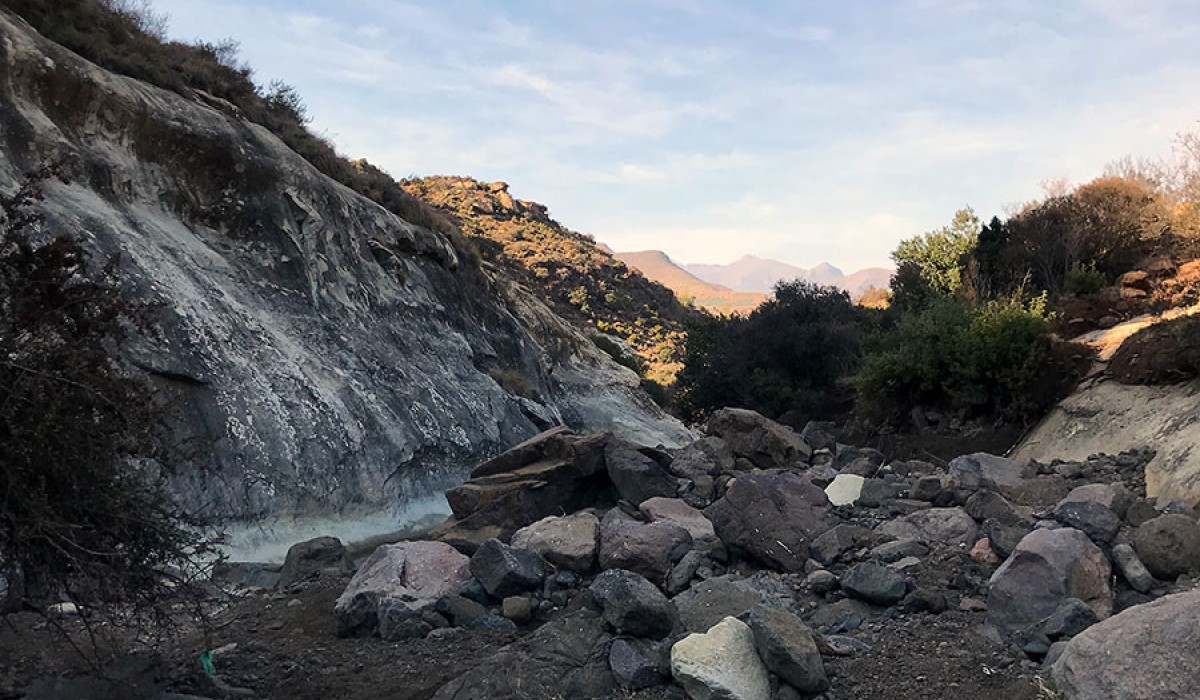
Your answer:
840,562 -> 907,606
959,597 -> 987,612
825,474 -> 865,506
501,596 -> 533,625
1111,543 -> 1156,593
969,538 -> 1002,566
610,638 -> 668,691
804,569 -> 839,594
1042,598 -> 1099,640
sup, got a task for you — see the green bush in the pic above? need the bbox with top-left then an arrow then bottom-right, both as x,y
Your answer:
1065,261 -> 1107,296
858,294 -> 1053,421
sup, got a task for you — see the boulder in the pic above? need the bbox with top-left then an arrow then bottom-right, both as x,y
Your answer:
705,470 -> 835,572
669,437 -> 735,480
948,452 -> 1023,491
671,616 -> 771,700
610,638 -> 669,691
335,541 -> 470,639
598,509 -> 693,584
278,536 -> 353,588
745,605 -> 828,694
431,608 -> 614,700
986,528 -> 1111,634
840,562 -> 907,607
877,507 -> 978,547
434,429 -> 615,551
589,569 -> 677,639
705,408 -> 811,470
673,575 -> 765,633
1052,590 -> 1200,700
640,497 -> 717,541
1132,514 -> 1200,579
510,512 -> 599,572
469,538 -> 547,598
606,438 -> 678,506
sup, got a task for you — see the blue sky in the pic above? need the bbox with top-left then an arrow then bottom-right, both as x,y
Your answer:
150,0 -> 1200,270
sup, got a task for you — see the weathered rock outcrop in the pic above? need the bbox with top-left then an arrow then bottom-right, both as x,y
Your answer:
0,12 -> 689,531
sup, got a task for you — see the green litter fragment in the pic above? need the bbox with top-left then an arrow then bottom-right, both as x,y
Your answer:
199,650 -> 215,675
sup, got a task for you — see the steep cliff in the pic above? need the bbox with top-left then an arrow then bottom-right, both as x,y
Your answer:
0,12 -> 690,539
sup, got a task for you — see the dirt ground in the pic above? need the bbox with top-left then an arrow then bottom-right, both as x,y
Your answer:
0,570 -> 1046,700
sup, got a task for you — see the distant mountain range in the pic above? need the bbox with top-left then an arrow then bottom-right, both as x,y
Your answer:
613,251 -> 767,315
615,251 -> 891,313
684,255 -> 892,296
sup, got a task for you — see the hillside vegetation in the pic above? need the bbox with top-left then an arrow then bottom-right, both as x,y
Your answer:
676,136 -> 1200,438
402,176 -> 701,390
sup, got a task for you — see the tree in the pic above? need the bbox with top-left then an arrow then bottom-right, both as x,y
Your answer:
675,280 -> 864,422
890,208 -> 980,310
0,171 -> 218,636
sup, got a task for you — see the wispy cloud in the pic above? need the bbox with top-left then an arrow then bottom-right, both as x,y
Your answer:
149,0 -> 1200,269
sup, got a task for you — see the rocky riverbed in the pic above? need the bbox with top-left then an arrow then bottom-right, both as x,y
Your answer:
4,408 -> 1199,700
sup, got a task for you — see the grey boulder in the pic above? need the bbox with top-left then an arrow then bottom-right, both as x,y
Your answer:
987,528 -> 1111,634
746,604 -> 828,694
671,616 -> 771,700
1052,589 -> 1200,700
469,538 -> 547,598
335,541 -> 470,639
510,512 -> 599,572
598,508 -> 693,584
705,408 -> 811,470
589,569 -> 677,639
705,470 -> 834,572
840,562 -> 907,607
1132,514 -> 1200,580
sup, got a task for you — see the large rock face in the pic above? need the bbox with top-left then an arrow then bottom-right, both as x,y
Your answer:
0,13 -> 689,528
1052,590 -> 1200,700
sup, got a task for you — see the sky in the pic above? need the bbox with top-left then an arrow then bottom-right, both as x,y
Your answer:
148,0 -> 1200,270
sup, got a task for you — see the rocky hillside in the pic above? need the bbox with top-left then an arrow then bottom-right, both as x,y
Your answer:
401,176 -> 701,386
614,250 -> 767,315
0,10 -> 690,538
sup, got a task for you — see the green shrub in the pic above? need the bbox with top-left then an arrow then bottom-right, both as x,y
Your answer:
674,281 -> 864,422
857,294 -> 1054,421
1065,261 -> 1107,296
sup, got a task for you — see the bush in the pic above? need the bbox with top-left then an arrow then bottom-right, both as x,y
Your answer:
857,294 -> 1055,421
675,281 -> 864,422
0,171 -> 218,630
1065,261 -> 1107,296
